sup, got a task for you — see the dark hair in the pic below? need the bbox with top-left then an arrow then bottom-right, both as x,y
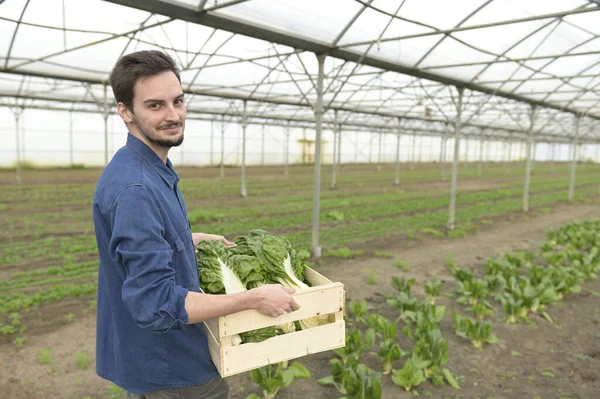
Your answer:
109,50 -> 181,112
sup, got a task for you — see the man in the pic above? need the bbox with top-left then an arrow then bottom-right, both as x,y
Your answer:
93,50 -> 299,399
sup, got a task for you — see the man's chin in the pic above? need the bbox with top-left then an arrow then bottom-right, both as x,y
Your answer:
147,134 -> 184,148
145,132 -> 183,148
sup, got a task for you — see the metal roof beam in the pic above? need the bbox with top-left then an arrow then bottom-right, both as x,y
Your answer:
101,0 -> 600,118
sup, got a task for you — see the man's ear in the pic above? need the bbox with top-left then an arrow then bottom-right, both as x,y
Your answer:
117,103 -> 133,124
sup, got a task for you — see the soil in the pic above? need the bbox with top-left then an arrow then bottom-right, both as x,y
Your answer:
1,202 -> 599,398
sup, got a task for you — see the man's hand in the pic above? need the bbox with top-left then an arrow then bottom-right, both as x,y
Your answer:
192,232 -> 236,248
250,284 -> 300,318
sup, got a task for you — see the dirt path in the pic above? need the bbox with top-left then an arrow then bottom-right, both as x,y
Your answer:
1,203 -> 599,398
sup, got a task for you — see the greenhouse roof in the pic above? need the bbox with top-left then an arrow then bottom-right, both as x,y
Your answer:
1,0 -> 600,142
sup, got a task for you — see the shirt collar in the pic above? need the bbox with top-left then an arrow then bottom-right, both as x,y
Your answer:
126,133 -> 180,188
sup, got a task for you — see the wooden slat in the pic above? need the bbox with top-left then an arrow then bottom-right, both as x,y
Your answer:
218,283 -> 344,337
305,267 -> 334,286
220,320 -> 345,377
204,318 -> 220,343
203,324 -> 223,375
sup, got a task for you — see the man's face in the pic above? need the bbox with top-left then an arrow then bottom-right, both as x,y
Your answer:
125,71 -> 186,148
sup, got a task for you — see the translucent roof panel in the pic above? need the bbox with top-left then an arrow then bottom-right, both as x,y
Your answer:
1,0 -> 599,142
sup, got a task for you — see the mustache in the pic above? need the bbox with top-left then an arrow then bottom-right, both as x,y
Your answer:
158,122 -> 183,130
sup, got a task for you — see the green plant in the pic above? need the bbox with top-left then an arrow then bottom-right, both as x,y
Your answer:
333,328 -> 376,365
541,370 -> 554,378
394,258 -> 411,271
373,250 -> 393,258
104,384 -> 126,398
188,208 -> 226,223
572,353 -> 589,361
364,315 -> 407,374
38,349 -> 55,365
364,269 -> 377,285
64,313 -> 76,322
13,336 -> 25,349
74,352 -> 91,370
445,254 -> 457,270
319,359 -> 382,399
424,276 -> 443,305
347,300 -> 368,325
248,361 -> 311,399
326,247 -> 364,259
392,359 -> 425,392
420,228 -> 444,238
391,276 -> 415,296
452,312 -> 498,350
326,210 -> 345,221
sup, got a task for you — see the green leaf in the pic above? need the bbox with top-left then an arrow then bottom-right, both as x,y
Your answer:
392,359 -> 425,391
317,376 -> 335,386
442,368 -> 461,390
540,311 -> 553,324
541,370 -> 554,378
286,361 -> 311,379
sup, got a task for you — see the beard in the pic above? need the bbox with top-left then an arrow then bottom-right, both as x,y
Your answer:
132,114 -> 184,148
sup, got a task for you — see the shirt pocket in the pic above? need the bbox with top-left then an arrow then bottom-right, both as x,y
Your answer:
171,225 -> 192,252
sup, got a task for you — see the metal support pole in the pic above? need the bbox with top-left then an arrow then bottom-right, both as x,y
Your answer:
411,132 -> 416,170
103,84 -> 109,166
332,112 -> 338,187
503,141 -> 509,175
377,129 -> 382,172
311,54 -> 326,258
210,120 -> 214,165
531,142 -> 537,170
261,124 -> 266,166
523,105 -> 538,212
464,138 -> 469,168
284,122 -> 290,176
568,115 -> 580,203
395,118 -> 402,185
241,101 -> 248,197
507,141 -> 512,175
220,115 -> 225,178
478,129 -> 484,177
302,128 -> 307,164
69,111 -> 74,166
354,131 -> 358,163
14,109 -> 22,184
440,135 -> 447,181
448,87 -> 464,231
550,143 -> 555,173
337,126 -> 342,174
441,124 -> 448,181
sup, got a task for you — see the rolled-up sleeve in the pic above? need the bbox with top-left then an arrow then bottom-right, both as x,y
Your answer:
108,184 -> 189,333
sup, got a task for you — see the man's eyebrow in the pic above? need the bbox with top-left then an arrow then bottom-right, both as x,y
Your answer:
143,94 -> 184,104
143,98 -> 165,104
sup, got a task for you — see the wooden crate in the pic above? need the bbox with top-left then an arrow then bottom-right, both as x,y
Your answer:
202,267 -> 345,377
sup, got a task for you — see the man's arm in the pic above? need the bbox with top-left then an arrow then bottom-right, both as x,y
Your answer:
185,284 -> 300,324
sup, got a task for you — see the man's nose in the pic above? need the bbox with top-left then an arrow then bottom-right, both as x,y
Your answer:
165,104 -> 180,121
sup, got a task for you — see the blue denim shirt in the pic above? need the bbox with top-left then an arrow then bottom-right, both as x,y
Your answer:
93,134 -> 219,394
